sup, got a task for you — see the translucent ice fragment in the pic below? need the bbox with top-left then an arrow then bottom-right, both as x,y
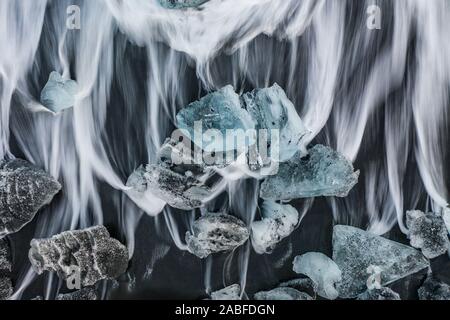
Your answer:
254,287 -> 312,300
158,0 -> 209,9
176,86 -> 256,153
211,284 -> 241,300
279,278 -> 318,299
56,287 -> 99,300
29,226 -> 129,287
406,210 -> 450,259
186,213 -> 249,258
0,159 -> 61,237
292,252 -> 342,300
40,71 -> 78,113
251,201 -> 299,254
241,84 -> 310,162
260,145 -> 359,200
357,287 -> 400,300
418,275 -> 450,300
0,239 -> 12,300
333,225 -> 430,298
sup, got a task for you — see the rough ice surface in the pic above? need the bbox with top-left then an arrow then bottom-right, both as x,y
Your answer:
185,213 -> 249,258
260,145 -> 359,201
126,164 -> 212,210
0,159 -> 61,237
418,275 -> 450,300
158,0 -> 209,9
443,207 -> 450,234
40,71 -> 78,113
406,210 -> 450,259
0,239 -> 12,300
56,287 -> 99,300
333,225 -> 430,298
176,86 -> 256,153
211,284 -> 241,300
292,252 -> 342,300
254,287 -> 312,300
279,278 -> 318,299
29,225 -> 129,287
357,287 -> 400,300
251,201 -> 299,254
241,84 -> 310,162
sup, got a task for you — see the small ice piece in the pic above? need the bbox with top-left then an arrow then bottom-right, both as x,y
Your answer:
0,239 -> 12,300
279,278 -> 318,299
40,71 -> 78,113
29,225 -> 129,287
186,213 -> 249,258
211,284 -> 241,300
333,225 -> 430,298
357,287 -> 400,300
418,275 -> 450,300
176,86 -> 256,153
241,84 -> 310,162
126,164 -> 212,210
260,145 -> 359,201
251,201 -> 299,254
56,287 -> 99,300
406,210 -> 450,259
292,252 -> 342,300
158,0 -> 209,9
0,159 -> 61,237
254,287 -> 312,300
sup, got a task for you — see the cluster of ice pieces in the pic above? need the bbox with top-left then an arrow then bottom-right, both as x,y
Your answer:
0,159 -> 61,237
0,239 -> 12,300
158,0 -> 209,9
210,284 -> 241,300
418,275 -> 450,300
29,225 -> 129,287
40,72 -> 78,113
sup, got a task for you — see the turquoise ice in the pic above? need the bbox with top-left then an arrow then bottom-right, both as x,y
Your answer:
40,72 -> 78,113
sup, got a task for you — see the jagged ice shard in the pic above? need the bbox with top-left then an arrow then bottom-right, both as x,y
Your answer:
260,145 -> 359,201
158,0 -> 209,9
40,72 -> 78,113
0,159 -> 61,238
185,213 -> 249,258
356,287 -> 401,300
210,284 -> 241,300
333,225 -> 430,299
29,226 -> 129,287
0,239 -> 12,300
251,201 -> 299,254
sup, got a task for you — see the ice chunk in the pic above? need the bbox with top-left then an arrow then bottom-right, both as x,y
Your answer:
0,239 -> 12,300
254,287 -> 312,300
406,210 -> 450,259
357,287 -> 400,300
186,213 -> 249,258
158,0 -> 209,9
0,159 -> 61,237
292,252 -> 341,300
251,201 -> 299,254
333,225 -> 430,298
126,164 -> 212,211
279,278 -> 318,299
418,275 -> 450,300
29,225 -> 129,287
241,84 -> 310,162
56,287 -> 99,300
40,72 -> 78,113
176,86 -> 256,153
211,284 -> 241,300
260,145 -> 359,200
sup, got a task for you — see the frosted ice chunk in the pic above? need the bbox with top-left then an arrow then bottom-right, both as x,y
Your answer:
292,252 -> 341,300
260,145 -> 359,200
158,0 -> 209,9
0,159 -> 61,237
186,213 -> 249,258
56,287 -> 99,300
251,201 -> 299,254
254,287 -> 312,300
29,225 -> 129,287
126,164 -> 212,211
406,210 -> 450,259
333,225 -> 430,298
40,72 -> 78,113
0,239 -> 12,300
176,86 -> 256,153
418,275 -> 450,300
241,84 -> 310,162
279,278 -> 318,299
211,284 -> 241,300
357,287 -> 400,300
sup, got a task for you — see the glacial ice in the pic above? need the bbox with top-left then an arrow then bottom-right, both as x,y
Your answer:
40,71 -> 78,113
333,225 -> 430,298
29,225 -> 129,287
260,145 -> 359,200
254,287 -> 312,300
211,284 -> 241,300
418,275 -> 450,300
251,201 -> 299,254
0,159 -> 61,237
292,252 -> 342,300
56,287 -> 99,300
241,84 -> 310,162
158,0 -> 209,9
279,278 -> 318,299
357,287 -> 400,300
406,210 -> 450,259
0,239 -> 12,300
185,213 -> 249,258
